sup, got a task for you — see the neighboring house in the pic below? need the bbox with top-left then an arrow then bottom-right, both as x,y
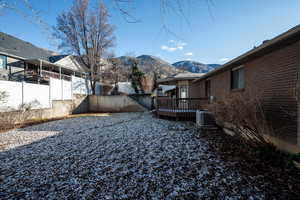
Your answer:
0,32 -> 90,111
0,32 -> 87,84
54,55 -> 88,75
157,73 -> 204,98
191,25 -> 300,152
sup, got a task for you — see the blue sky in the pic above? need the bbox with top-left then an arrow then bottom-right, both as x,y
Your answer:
0,0 -> 300,64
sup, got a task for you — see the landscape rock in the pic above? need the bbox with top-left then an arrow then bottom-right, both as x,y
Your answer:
0,112 -> 267,199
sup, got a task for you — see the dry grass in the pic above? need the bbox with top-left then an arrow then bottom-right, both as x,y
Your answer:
0,113 -> 112,133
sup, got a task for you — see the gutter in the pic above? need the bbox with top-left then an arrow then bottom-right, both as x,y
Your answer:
193,24 -> 300,83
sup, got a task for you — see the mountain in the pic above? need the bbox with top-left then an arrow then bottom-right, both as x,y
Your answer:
115,55 -> 185,78
172,60 -> 220,73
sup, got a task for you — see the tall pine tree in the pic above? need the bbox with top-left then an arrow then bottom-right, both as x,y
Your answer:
130,60 -> 144,94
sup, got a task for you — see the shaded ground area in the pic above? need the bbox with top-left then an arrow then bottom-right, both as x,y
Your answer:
0,112 -> 270,199
199,129 -> 300,200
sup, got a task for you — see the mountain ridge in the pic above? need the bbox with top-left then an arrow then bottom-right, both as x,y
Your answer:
172,60 -> 220,73
113,55 -> 220,79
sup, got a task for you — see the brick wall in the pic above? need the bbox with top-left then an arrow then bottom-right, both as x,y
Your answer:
193,42 -> 300,146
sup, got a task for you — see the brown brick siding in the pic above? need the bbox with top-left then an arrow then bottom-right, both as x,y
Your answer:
192,42 -> 300,145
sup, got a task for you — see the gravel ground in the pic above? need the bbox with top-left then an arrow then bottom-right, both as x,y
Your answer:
0,112 -> 266,199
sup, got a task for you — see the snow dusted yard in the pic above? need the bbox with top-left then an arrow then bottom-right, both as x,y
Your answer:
0,112 -> 266,199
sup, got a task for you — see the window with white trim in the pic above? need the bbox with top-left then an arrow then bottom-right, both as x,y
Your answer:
180,86 -> 188,98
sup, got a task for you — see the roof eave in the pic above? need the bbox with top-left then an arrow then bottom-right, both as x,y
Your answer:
193,24 -> 300,84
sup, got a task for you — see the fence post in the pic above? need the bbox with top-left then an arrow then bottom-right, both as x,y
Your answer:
22,81 -> 24,106
156,96 -> 158,117
71,76 -> 73,100
49,78 -> 52,108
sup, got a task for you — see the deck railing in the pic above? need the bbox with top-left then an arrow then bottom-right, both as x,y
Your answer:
156,97 -> 209,118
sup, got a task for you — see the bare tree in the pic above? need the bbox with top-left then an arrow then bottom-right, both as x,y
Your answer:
54,0 -> 115,95
112,0 -> 215,33
0,0 -> 49,29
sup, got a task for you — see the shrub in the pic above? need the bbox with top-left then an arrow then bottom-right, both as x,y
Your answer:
0,91 -> 8,104
208,93 -> 273,148
0,99 -> 42,131
207,93 -> 300,168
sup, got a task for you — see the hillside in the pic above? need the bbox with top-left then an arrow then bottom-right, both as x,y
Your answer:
172,60 -> 220,73
115,55 -> 185,78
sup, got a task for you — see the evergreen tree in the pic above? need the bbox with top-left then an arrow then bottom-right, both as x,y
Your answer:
130,60 -> 144,94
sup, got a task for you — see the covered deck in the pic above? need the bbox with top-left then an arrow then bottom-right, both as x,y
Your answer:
0,52 -> 87,85
156,73 -> 207,120
156,97 -> 209,120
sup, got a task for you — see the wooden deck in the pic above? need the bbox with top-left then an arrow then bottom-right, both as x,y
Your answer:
156,97 -> 209,120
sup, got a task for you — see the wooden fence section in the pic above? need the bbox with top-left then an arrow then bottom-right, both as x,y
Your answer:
156,97 -> 209,119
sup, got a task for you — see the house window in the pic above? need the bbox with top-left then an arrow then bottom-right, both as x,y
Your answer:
0,55 -> 7,70
205,79 -> 211,97
180,86 -> 188,98
231,66 -> 245,89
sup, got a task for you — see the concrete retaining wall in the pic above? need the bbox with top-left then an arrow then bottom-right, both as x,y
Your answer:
0,96 -> 89,123
89,95 -> 147,113
129,94 -> 153,110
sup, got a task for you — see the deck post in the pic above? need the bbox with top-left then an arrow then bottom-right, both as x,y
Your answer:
39,60 -> 42,76
156,96 -> 159,117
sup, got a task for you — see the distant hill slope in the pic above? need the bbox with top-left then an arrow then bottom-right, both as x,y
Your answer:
115,55 -> 185,78
172,60 -> 220,73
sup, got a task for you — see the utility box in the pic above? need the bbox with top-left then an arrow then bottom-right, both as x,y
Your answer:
196,110 -> 217,129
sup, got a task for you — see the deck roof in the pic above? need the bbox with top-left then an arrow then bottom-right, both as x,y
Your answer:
158,73 -> 204,85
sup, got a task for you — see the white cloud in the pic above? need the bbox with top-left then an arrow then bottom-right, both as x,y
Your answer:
161,45 -> 177,52
219,57 -> 230,63
176,41 -> 187,50
185,52 -> 193,56
161,40 -> 187,52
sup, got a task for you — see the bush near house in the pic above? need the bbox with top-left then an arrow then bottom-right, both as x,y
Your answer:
198,94 -> 300,198
208,93 -> 273,148
208,93 -> 299,167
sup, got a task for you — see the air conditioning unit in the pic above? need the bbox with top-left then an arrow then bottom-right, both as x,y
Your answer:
196,110 -> 217,129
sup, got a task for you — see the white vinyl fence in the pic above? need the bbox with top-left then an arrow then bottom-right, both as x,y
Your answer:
72,76 -> 91,95
0,76 -> 90,111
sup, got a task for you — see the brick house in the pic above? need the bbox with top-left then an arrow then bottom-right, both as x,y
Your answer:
191,25 -> 300,153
